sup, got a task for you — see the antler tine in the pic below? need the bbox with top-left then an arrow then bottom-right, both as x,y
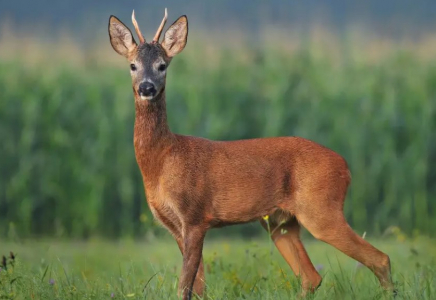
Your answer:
132,10 -> 145,44
152,8 -> 168,43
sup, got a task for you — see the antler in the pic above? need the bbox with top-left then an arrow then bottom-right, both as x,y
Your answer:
152,8 -> 168,43
132,10 -> 145,44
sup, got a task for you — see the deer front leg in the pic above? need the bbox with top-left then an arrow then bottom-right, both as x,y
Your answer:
175,237 -> 205,297
149,207 -> 205,295
178,227 -> 206,300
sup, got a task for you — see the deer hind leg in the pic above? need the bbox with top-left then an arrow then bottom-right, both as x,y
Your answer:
296,205 -> 393,290
260,217 -> 322,293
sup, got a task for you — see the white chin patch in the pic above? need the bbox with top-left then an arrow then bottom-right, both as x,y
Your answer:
140,95 -> 153,101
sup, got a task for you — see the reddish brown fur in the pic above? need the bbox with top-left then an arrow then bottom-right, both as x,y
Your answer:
108,12 -> 394,300
133,91 -> 393,299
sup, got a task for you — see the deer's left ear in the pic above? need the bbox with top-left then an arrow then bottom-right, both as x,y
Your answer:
108,15 -> 137,58
161,16 -> 188,58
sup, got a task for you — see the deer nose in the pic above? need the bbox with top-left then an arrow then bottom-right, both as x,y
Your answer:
138,82 -> 156,98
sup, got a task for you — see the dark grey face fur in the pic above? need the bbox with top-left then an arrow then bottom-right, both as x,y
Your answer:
109,13 -> 188,102
131,43 -> 171,101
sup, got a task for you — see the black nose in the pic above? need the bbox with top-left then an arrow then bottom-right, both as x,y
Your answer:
138,82 -> 157,97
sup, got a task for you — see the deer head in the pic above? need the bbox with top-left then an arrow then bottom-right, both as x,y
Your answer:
108,9 -> 188,102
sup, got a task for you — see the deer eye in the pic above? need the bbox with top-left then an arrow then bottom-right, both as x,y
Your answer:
130,64 -> 137,71
158,63 -> 166,72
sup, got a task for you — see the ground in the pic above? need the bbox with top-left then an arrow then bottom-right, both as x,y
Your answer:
0,234 -> 435,299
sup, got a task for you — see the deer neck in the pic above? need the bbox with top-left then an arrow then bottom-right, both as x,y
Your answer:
133,90 -> 174,181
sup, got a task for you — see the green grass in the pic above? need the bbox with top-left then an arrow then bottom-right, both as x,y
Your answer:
1,235 -> 435,299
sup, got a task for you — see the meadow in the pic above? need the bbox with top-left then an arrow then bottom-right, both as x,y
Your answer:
1,234 -> 435,299
1,26 -> 436,299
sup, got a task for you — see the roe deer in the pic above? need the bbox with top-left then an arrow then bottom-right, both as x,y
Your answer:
108,9 -> 394,300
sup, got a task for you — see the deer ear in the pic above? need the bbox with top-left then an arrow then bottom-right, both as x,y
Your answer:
108,16 -> 137,58
161,15 -> 188,57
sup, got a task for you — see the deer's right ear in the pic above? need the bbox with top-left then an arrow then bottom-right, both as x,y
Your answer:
108,16 -> 137,58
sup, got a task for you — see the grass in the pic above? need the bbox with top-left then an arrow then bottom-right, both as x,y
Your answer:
1,234 -> 435,299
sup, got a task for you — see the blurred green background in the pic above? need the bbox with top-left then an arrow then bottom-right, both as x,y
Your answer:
1,1 -> 435,240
